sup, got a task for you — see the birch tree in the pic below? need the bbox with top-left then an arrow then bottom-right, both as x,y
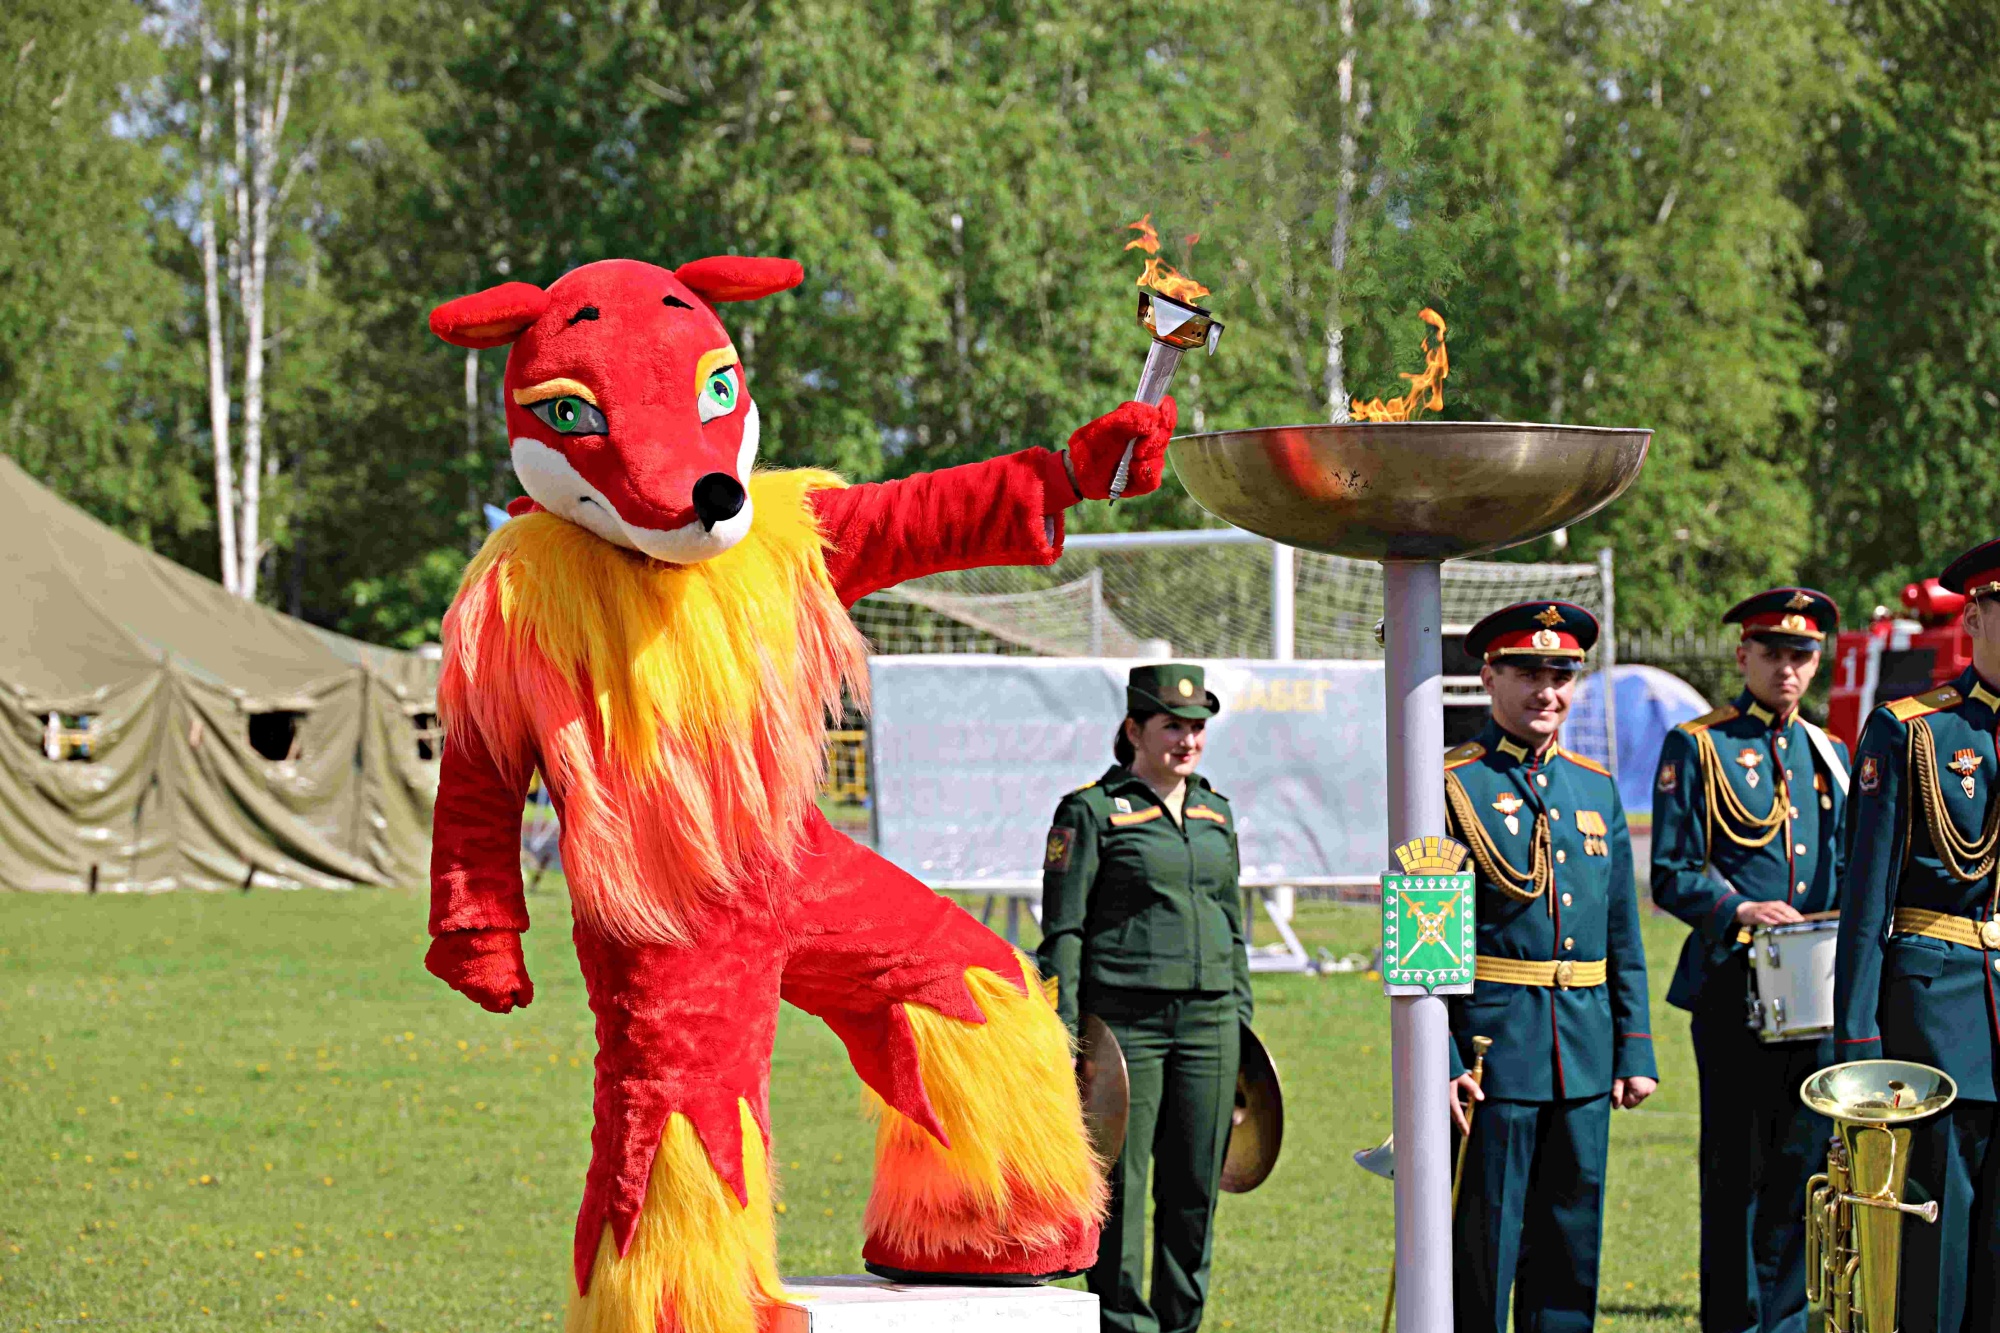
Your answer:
187,0 -> 316,599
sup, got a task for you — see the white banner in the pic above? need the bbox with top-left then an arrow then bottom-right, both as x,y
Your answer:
868,656 -> 1388,887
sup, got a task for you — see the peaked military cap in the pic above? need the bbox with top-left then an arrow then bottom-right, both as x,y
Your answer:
1722,586 -> 1838,652
1464,601 -> 1597,671
1940,537 -> 2000,600
1128,662 -> 1220,719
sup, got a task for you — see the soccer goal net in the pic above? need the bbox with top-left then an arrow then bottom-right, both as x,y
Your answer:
850,535 -> 1619,770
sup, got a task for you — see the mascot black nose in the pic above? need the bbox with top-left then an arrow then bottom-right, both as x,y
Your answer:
690,473 -> 746,531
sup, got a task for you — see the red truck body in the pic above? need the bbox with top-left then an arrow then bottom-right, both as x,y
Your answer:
1826,579 -> 1975,749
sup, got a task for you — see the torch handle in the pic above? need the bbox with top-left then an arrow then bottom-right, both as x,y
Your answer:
1109,340 -> 1184,502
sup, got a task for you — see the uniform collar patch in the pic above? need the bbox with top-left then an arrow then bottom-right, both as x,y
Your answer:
1971,680 -> 2000,711
1496,736 -> 1530,761
1746,700 -> 1776,725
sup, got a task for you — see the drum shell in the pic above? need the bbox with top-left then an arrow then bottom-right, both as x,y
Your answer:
1748,913 -> 1839,1044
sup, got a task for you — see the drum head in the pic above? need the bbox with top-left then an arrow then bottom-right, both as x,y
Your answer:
1076,1014 -> 1130,1169
1222,1023 -> 1284,1193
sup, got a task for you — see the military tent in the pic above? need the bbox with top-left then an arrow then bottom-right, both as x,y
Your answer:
0,456 -> 440,892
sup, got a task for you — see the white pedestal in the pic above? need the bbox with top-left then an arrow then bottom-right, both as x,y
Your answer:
770,1277 -> 1097,1333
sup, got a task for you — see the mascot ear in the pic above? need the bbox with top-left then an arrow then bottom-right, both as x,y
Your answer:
429,282 -> 551,349
674,255 -> 805,303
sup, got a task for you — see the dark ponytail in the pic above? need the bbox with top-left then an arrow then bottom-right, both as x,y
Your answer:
1112,709 -> 1159,766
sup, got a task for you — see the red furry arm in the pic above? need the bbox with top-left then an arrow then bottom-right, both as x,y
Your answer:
811,448 -> 1077,606
428,725 -> 533,936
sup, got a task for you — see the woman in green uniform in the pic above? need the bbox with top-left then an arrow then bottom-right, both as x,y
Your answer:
1037,663 -> 1252,1333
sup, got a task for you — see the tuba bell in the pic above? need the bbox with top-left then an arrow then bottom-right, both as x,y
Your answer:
1801,1059 -> 1957,1333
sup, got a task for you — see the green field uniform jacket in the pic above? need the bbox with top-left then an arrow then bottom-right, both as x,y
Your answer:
1036,766 -> 1254,1035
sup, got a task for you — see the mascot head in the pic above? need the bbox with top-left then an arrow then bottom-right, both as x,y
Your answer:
429,256 -> 802,564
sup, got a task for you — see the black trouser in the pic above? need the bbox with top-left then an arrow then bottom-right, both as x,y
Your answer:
1453,1093 -> 1612,1333
1084,985 -> 1240,1333
1897,1098 -> 2000,1333
1689,964 -> 1831,1333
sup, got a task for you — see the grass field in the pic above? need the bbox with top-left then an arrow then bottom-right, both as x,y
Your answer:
2,885 -> 1704,1331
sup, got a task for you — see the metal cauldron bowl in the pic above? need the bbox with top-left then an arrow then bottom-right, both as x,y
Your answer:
1167,421 -> 1652,561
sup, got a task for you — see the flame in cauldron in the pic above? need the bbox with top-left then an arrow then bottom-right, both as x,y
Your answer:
1350,309 -> 1449,422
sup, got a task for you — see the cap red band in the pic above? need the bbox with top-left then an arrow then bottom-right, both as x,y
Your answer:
1961,563 -> 2000,599
1738,610 -> 1825,640
1484,628 -> 1584,661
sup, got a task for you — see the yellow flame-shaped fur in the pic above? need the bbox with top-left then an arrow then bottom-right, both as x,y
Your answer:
567,1102 -> 781,1333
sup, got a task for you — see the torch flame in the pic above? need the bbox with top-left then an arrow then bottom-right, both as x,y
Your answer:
1350,309 -> 1449,422
1125,212 -> 1211,305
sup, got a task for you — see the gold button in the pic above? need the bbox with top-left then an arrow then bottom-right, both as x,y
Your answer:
1796,844 -> 1808,856
1536,775 -> 1548,787
1563,936 -> 1575,950
1556,849 -> 1568,864
1789,806 -> 1800,819
1551,809 -> 1561,820
1562,893 -> 1573,906
1992,958 -> 2000,976
1822,796 -> 1833,809
1778,737 -> 1788,749
1796,882 -> 1807,894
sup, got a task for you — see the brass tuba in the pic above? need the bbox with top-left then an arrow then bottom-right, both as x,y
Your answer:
1801,1060 -> 1957,1333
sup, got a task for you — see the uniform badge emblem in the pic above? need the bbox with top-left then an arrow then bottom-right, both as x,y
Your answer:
1950,749 -> 1982,800
1657,760 -> 1678,794
1044,826 -> 1075,871
1532,628 -> 1561,650
1786,591 -> 1813,611
1576,809 -> 1610,856
1780,613 -> 1812,633
1736,747 -> 1763,788
1114,796 -> 1132,814
1177,677 -> 1195,698
1859,754 -> 1881,794
1491,791 -> 1525,836
1534,605 -> 1564,627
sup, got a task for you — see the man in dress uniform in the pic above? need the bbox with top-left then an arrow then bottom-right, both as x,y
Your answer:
1444,601 -> 1658,1333
1652,587 -> 1848,1333
1835,537 -> 2000,1333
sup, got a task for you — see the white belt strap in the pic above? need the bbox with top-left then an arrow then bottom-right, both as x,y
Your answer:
1800,719 -> 1849,798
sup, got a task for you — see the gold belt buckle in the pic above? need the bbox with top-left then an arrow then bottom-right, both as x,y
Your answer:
1554,959 -> 1576,989
1980,919 -> 2000,951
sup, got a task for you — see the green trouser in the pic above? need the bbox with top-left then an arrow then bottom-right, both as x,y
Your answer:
1084,985 -> 1241,1333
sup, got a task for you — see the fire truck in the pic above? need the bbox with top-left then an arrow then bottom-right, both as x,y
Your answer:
1826,579 -> 1976,749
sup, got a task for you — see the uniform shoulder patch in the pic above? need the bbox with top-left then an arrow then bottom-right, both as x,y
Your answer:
1185,805 -> 1228,824
1678,704 -> 1740,735
1560,747 -> 1612,777
1656,759 -> 1679,794
1888,686 -> 1962,723
1444,741 -> 1486,771
1044,826 -> 1076,871
1858,753 -> 1883,793
1068,780 -> 1099,793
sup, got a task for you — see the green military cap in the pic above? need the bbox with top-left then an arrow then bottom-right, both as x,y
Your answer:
1128,663 -> 1221,719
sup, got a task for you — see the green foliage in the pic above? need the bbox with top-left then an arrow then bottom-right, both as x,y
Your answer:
0,0 -> 1987,639
341,547 -> 468,648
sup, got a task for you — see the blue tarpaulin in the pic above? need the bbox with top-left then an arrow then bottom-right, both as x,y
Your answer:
1573,664 -> 1711,817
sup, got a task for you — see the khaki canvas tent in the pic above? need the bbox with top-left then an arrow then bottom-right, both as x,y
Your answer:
0,456 -> 440,892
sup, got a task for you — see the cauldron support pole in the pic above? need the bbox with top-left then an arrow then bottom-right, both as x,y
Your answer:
1383,558 -> 1452,1333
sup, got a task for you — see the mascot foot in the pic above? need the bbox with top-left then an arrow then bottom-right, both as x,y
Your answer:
861,1211 -> 1097,1285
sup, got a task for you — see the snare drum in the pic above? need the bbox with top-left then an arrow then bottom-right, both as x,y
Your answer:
1745,913 -> 1839,1043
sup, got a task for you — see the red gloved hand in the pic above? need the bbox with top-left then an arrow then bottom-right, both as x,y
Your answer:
1063,397 -> 1177,501
425,928 -> 534,1013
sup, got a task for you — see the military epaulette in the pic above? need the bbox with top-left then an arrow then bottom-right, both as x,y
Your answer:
1068,780 -> 1098,793
1678,704 -> 1740,735
1444,741 -> 1485,771
1887,686 -> 1961,723
1560,747 -> 1612,777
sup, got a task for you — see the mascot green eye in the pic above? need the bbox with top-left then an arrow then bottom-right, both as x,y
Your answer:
529,394 -> 608,436
699,366 -> 740,423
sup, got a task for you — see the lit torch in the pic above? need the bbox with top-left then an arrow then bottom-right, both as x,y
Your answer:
1113,215 -> 1224,500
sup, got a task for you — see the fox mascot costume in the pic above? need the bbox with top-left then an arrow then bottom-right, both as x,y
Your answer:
422,255 -> 1177,1333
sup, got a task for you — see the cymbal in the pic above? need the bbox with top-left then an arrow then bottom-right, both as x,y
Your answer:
1076,1014 -> 1129,1169
1222,1023 -> 1284,1193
